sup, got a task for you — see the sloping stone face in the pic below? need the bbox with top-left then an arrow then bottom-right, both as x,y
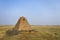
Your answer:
14,16 -> 32,31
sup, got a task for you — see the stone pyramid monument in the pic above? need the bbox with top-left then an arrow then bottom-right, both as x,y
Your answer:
14,16 -> 32,31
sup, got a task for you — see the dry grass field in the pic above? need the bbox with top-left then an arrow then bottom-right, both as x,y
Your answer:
0,25 -> 60,40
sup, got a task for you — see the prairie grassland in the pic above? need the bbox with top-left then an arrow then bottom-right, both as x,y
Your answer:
0,25 -> 60,40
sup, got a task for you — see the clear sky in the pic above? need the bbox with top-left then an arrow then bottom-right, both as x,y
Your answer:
0,0 -> 60,25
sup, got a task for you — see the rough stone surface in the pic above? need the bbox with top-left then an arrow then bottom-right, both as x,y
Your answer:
14,16 -> 32,31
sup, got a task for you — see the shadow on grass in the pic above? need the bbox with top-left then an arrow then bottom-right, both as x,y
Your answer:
6,30 -> 20,36
6,29 -> 38,36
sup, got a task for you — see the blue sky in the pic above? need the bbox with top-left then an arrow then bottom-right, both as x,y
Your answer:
0,0 -> 60,25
